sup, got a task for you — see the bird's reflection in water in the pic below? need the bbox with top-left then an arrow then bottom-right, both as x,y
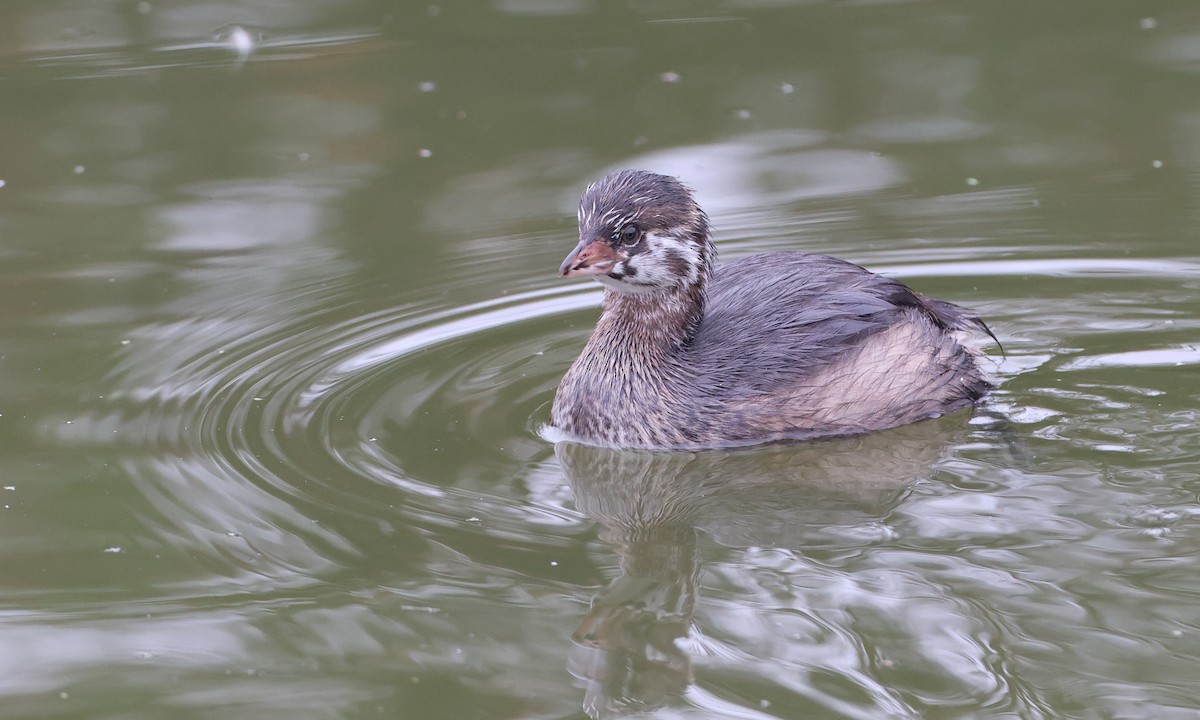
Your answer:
557,415 -> 971,719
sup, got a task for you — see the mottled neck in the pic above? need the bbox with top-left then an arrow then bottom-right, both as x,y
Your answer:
594,281 -> 706,360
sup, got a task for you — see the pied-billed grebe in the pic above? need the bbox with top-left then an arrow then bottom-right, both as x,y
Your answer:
552,169 -> 995,450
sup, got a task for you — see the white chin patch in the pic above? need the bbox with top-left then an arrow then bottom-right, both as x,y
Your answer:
594,269 -> 655,294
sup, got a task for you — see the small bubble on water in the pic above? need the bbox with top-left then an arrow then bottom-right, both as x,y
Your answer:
227,25 -> 255,56
59,692 -> 69,700
73,165 -> 86,174
759,699 -> 771,708
466,516 -> 481,523
119,339 -> 130,345
419,81 -> 436,92
418,148 -> 432,158
659,71 -> 681,83
736,108 -> 752,120
298,152 -> 309,161
550,561 -> 559,567
965,177 -> 980,186
780,82 -> 794,94
1140,17 -> 1157,30
104,546 -> 123,553
1152,159 -> 1163,168
226,531 -> 241,537
368,437 -> 377,442
0,180 -> 7,188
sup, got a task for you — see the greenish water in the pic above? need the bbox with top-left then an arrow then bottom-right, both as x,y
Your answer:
2,2 -> 1200,718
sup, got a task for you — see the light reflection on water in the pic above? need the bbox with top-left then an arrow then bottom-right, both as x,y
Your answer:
3,2 -> 1200,718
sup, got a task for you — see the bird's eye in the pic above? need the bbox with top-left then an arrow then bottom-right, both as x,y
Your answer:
619,224 -> 639,243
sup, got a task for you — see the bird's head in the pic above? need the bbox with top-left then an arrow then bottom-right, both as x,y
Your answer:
559,170 -> 714,295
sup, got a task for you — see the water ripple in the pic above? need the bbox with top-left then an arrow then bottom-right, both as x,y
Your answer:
38,223 -> 1200,718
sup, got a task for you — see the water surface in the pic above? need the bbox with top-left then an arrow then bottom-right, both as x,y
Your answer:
2,1 -> 1200,718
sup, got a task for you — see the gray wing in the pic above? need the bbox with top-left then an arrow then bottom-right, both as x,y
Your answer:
688,252 -> 991,392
